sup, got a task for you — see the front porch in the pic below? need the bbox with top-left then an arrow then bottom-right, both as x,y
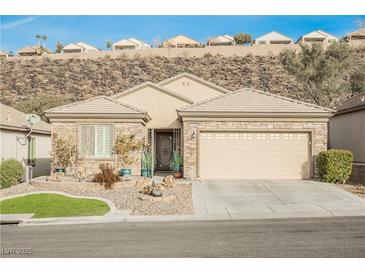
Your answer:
147,128 -> 182,176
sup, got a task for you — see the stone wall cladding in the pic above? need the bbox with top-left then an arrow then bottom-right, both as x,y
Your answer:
51,121 -> 147,177
182,120 -> 328,179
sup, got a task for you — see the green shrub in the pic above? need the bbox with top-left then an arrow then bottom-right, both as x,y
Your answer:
316,149 -> 353,183
0,159 -> 25,188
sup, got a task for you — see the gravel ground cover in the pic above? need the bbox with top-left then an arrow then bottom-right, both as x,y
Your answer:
0,177 -> 193,216
336,183 -> 365,199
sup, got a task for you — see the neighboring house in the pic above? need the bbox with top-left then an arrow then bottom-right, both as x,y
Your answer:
329,93 -> 365,183
0,103 -> 52,178
343,28 -> 365,47
254,31 -> 293,44
162,35 -> 201,48
343,28 -> 365,41
62,42 -> 99,53
296,30 -> 338,44
0,50 -> 9,58
45,73 -> 333,180
17,46 -> 52,56
207,35 -> 235,46
112,38 -> 151,50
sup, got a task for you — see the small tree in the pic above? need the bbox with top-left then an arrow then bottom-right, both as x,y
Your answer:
35,34 -> 41,48
234,33 -> 252,45
53,135 -> 77,170
55,41 -> 64,53
280,42 -> 354,107
113,134 -> 143,168
106,41 -> 113,50
16,95 -> 72,122
350,64 -> 365,94
42,35 -> 48,48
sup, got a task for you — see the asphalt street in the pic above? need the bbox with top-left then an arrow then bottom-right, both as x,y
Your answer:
1,216 -> 365,257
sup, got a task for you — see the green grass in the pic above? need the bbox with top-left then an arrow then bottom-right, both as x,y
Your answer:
0,193 -> 110,218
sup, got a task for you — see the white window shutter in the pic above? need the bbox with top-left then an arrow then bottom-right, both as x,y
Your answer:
95,125 -> 112,157
79,125 -> 95,157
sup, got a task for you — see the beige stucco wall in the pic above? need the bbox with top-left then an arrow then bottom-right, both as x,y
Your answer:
51,121 -> 146,177
329,110 -> 365,163
182,120 -> 328,179
116,86 -> 191,128
160,76 -> 224,103
0,129 -> 51,177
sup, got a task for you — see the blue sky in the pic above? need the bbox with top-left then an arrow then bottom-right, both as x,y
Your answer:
1,15 -> 364,52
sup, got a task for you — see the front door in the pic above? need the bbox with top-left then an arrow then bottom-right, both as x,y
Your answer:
155,132 -> 173,171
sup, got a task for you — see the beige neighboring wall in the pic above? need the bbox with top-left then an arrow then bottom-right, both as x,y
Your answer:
329,110 -> 365,163
160,76 -> 226,103
114,85 -> 191,128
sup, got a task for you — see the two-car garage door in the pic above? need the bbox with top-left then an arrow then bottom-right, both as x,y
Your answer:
199,132 -> 311,179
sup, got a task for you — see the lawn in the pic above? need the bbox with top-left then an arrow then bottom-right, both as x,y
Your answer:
0,193 -> 110,218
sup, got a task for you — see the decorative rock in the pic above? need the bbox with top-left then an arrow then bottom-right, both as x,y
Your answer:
151,189 -> 162,197
135,177 -> 151,188
142,185 -> 153,195
162,175 -> 176,188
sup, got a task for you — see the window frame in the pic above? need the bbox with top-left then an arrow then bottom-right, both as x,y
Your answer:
77,123 -> 114,160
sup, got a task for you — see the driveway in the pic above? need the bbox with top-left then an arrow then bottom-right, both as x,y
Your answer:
193,180 -> 365,219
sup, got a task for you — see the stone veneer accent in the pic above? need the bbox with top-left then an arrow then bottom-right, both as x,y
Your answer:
182,120 -> 328,179
51,122 -> 147,177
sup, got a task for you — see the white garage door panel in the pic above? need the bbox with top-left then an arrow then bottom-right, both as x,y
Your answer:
199,132 -> 310,179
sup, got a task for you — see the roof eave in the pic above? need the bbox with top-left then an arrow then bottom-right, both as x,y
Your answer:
178,111 -> 334,118
45,112 -> 150,121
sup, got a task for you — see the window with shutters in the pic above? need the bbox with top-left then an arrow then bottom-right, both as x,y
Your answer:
79,124 -> 112,158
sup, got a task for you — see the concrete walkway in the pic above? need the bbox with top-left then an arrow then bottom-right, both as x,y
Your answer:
192,179 -> 365,219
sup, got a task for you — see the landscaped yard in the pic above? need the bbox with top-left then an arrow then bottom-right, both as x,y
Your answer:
0,193 -> 110,218
0,177 -> 193,216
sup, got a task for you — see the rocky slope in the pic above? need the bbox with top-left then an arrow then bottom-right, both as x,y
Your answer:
0,54 -> 362,109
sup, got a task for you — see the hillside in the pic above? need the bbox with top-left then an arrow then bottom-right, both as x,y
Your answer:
0,53 -> 363,110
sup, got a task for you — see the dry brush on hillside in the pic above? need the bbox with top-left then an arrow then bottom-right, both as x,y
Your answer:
1,52 -> 363,113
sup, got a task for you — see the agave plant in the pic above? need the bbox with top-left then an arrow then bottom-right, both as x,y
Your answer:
142,149 -> 153,170
170,150 -> 183,172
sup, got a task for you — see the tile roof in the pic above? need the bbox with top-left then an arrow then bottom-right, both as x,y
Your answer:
1,103 -> 51,134
159,72 -> 230,94
178,88 -> 333,114
255,31 -> 293,43
163,35 -> 200,46
45,96 -> 146,115
335,92 -> 365,114
111,81 -> 194,104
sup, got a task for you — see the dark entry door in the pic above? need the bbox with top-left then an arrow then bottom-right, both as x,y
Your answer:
155,132 -> 173,171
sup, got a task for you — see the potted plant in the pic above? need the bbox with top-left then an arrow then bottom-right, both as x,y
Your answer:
113,134 -> 143,177
170,150 -> 183,179
53,135 -> 76,175
141,146 -> 153,178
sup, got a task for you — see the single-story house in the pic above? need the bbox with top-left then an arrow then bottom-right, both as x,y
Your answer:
162,35 -> 201,48
45,73 -> 333,180
112,38 -> 151,51
254,31 -> 293,45
0,103 -> 52,178
343,28 -> 365,41
62,42 -> 99,53
296,30 -> 338,44
207,35 -> 235,46
329,93 -> 365,183
17,46 -> 52,56
0,50 -> 9,58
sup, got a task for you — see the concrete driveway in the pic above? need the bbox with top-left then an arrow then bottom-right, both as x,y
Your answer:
193,180 -> 365,220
